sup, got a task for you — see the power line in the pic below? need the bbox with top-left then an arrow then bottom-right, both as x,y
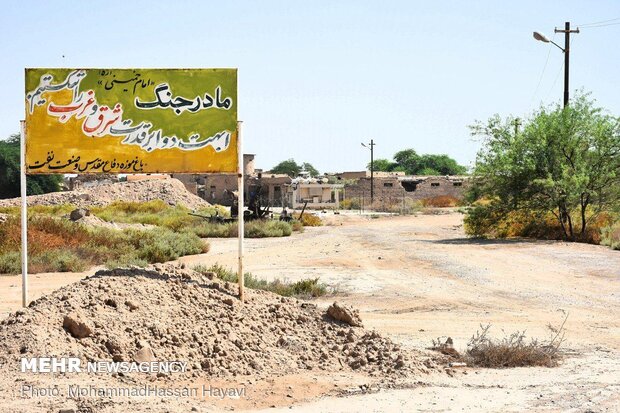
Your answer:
545,34 -> 578,102
531,32 -> 556,106
577,17 -> 620,27
580,21 -> 620,29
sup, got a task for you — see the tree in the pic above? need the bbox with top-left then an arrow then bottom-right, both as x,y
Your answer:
269,159 -> 320,178
301,162 -> 320,177
393,149 -> 421,174
269,159 -> 301,177
467,94 -> 620,241
368,149 -> 465,175
0,134 -> 63,199
368,158 -> 396,172
418,154 -> 467,175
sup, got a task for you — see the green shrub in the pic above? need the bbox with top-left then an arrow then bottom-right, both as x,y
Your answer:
129,228 -> 208,263
0,251 -> 21,274
601,222 -> 620,250
245,220 -> 292,238
193,222 -> 237,238
194,264 -> 329,298
0,214 -> 209,274
340,198 -> 361,210
29,250 -> 88,273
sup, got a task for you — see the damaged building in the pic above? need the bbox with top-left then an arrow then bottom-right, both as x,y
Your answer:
172,155 -> 343,209
343,174 -> 468,203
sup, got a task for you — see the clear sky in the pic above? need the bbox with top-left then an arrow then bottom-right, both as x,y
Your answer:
1,1 -> 619,173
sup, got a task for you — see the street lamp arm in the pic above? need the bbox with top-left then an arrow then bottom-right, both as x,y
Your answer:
549,40 -> 564,52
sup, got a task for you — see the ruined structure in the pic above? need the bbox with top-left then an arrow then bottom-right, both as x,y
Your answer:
344,175 -> 467,203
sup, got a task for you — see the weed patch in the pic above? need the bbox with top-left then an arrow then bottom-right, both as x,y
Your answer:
194,264 -> 330,298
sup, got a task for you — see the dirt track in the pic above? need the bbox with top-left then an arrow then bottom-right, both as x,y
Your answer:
1,211 -> 619,411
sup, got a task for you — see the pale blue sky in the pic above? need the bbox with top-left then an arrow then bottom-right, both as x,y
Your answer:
1,1 -> 619,172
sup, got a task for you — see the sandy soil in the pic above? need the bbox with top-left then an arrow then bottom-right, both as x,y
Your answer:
1,211 -> 619,412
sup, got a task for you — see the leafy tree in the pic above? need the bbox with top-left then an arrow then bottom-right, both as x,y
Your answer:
368,149 -> 465,175
301,162 -> 320,177
419,154 -> 467,175
467,94 -> 620,241
270,159 -> 320,178
270,159 -> 301,177
0,134 -> 63,199
368,158 -> 396,172
417,167 -> 441,176
393,149 -> 422,174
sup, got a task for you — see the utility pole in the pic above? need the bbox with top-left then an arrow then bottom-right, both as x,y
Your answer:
514,118 -> 521,135
362,139 -> 376,204
554,22 -> 580,107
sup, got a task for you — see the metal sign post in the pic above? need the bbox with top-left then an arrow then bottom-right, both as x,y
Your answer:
237,121 -> 245,302
20,120 -> 28,307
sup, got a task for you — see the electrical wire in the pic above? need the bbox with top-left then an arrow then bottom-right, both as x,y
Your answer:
577,17 -> 620,27
580,21 -> 620,29
545,34 -> 578,101
530,32 -> 556,106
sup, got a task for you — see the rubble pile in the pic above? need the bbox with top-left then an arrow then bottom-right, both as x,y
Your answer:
0,179 -> 209,209
0,264 -> 430,381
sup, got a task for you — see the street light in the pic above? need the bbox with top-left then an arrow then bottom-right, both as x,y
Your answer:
361,140 -> 375,204
533,22 -> 579,107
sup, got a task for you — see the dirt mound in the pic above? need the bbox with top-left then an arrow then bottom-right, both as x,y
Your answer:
0,179 -> 209,209
0,264 -> 430,382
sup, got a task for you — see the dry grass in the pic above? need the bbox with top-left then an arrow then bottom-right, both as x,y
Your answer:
431,315 -> 567,368
463,323 -> 565,368
422,195 -> 461,208
193,264 -> 330,298
294,213 -> 323,226
601,221 -> 620,250
0,215 -> 208,274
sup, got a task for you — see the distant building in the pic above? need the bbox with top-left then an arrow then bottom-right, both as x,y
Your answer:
344,175 -> 468,202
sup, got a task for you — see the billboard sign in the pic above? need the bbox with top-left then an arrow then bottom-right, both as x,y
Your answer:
25,68 -> 237,174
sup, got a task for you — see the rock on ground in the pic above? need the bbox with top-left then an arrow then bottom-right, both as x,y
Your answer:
327,302 -> 363,327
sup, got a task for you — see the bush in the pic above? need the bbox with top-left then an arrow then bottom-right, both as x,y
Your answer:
29,250 -> 88,273
464,204 -> 617,246
193,222 -> 237,238
245,220 -> 292,238
293,213 -> 322,226
340,198 -> 361,210
0,251 -> 21,274
129,228 -> 208,263
194,264 -> 329,298
601,222 -> 620,250
290,219 -> 304,232
422,195 -> 461,208
0,215 -> 209,274
463,322 -> 565,368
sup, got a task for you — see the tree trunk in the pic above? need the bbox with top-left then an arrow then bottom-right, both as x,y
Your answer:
558,205 -> 569,240
580,194 -> 589,238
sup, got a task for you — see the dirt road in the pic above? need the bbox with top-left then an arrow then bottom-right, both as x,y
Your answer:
2,211 -> 619,411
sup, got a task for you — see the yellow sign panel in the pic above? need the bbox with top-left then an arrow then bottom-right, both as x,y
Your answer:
25,68 -> 237,174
